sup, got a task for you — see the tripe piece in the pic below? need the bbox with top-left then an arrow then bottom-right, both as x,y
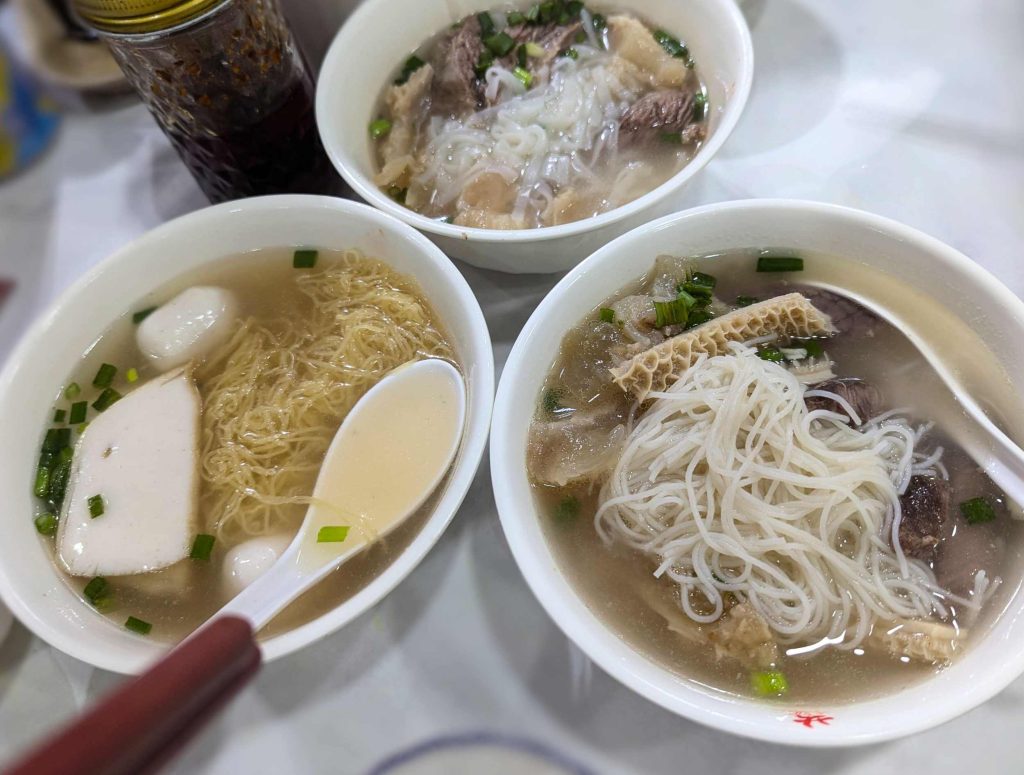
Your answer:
57,368 -> 201,577
611,293 -> 836,401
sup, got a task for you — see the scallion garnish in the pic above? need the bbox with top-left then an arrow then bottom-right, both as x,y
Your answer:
47,454 -> 73,508
567,0 -> 584,16
43,427 -> 71,452
92,388 -> 122,412
524,41 -> 545,58
369,118 -> 392,139
474,49 -> 495,77
653,29 -> 688,59
87,494 -> 105,519
525,4 -> 540,22
316,525 -> 350,543
394,55 -> 426,85
124,616 -> 152,635
542,388 -> 563,414
126,368 -> 139,383
485,32 -> 516,57
555,494 -> 580,522
960,497 -> 996,525
693,91 -> 707,122
756,256 -> 804,272
685,309 -> 715,329
793,338 -> 825,358
513,66 -> 534,88
750,670 -> 788,697
757,344 -> 785,363
53,409 -> 66,423
33,466 -> 51,499
599,307 -> 615,324
680,270 -> 717,297
654,297 -> 690,328
64,382 -> 81,400
507,10 -> 526,25
83,576 -> 108,604
591,12 -> 607,31
476,11 -> 495,37
736,295 -> 759,307
561,47 -> 579,59
190,533 -> 216,560
132,306 -> 157,324
93,363 -> 117,388
293,249 -> 318,269
34,513 -> 58,537
516,44 -> 528,69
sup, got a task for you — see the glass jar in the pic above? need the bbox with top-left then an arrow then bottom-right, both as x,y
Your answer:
73,0 -> 335,203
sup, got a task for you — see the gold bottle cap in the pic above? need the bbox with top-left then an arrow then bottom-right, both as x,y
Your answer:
72,0 -> 226,35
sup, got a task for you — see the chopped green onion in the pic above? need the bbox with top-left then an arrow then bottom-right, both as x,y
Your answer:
394,55 -> 426,85
485,32 -> 516,56
654,297 -> 690,328
369,118 -> 392,139
476,11 -> 495,36
599,307 -> 615,324
124,616 -> 152,635
83,576 -> 108,604
736,295 -> 759,307
591,12 -> 607,31
567,0 -> 583,16
542,388 -> 562,414
91,388 -> 122,412
34,513 -> 58,537
685,309 -> 715,329
190,534 -> 216,560
684,271 -> 717,294
316,525 -> 350,543
126,368 -> 139,384
693,91 -> 707,122
43,427 -> 71,452
87,494 -> 105,519
960,497 -> 996,525
757,344 -> 785,363
293,249 -> 318,269
653,29 -> 688,59
48,455 -> 73,507
537,1 -> 556,23
474,49 -> 495,77
793,338 -> 825,358
507,10 -> 526,25
751,670 -> 788,697
561,47 -> 579,59
33,465 -> 51,499
53,409 -> 66,423
516,44 -> 528,68
64,382 -> 81,400
386,185 -> 408,204
524,41 -> 545,58
512,66 -> 534,88
77,423 -> 89,434
525,4 -> 541,22
555,495 -> 580,522
131,306 -> 157,324
757,256 -> 804,272
92,363 -> 117,388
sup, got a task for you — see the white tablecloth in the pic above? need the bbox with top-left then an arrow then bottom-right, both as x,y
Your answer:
1,0 -> 1023,772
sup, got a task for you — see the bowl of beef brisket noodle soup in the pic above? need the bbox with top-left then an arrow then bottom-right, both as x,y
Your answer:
491,200 -> 1024,745
316,0 -> 753,273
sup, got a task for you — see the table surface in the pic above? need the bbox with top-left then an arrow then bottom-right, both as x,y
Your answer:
1,0 -> 1023,772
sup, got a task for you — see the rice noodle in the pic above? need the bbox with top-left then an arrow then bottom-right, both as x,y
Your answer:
595,343 -> 975,649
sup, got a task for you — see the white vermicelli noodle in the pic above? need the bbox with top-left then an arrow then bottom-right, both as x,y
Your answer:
595,343 -> 975,650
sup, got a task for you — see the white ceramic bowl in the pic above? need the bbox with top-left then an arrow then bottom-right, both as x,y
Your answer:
0,196 -> 494,675
316,0 -> 753,274
490,199 -> 1024,745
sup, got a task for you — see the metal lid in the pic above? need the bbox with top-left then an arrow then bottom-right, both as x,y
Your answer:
71,0 -> 226,35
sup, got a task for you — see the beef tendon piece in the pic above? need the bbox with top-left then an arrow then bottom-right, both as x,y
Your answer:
804,378 -> 881,425
898,475 -> 951,561
620,90 -> 696,143
435,16 -> 485,114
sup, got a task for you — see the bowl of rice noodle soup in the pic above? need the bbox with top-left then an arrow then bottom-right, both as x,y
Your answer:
490,200 -> 1024,745
316,0 -> 753,273
0,196 -> 494,674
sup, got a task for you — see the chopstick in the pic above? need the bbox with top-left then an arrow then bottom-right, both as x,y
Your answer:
3,616 -> 261,775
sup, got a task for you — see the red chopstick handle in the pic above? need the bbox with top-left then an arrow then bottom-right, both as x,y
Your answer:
4,616 -> 261,775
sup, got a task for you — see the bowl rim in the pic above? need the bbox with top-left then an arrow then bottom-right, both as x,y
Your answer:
489,197 -> 1024,746
314,0 -> 754,245
0,195 -> 495,673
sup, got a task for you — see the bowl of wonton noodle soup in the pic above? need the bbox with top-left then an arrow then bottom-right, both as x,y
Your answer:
316,0 -> 753,274
490,199 -> 1024,745
0,196 -> 493,674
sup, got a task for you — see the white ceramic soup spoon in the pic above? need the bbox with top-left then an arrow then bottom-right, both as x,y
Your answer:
215,356 -> 467,630
5,358 -> 466,775
803,280 -> 1024,510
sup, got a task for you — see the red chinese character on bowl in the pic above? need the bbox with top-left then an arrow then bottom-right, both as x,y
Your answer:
792,711 -> 833,728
